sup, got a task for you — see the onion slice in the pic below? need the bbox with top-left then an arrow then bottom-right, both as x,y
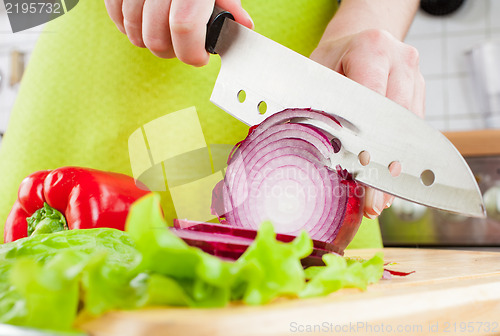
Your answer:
214,108 -> 359,244
168,226 -> 338,265
173,219 -> 343,254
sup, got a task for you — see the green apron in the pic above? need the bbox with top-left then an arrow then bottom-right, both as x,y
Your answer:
0,0 -> 382,248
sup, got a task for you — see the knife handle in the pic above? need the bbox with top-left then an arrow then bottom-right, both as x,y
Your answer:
206,6 -> 234,54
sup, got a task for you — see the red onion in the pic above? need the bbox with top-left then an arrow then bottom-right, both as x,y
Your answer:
173,219 -> 343,254
168,226 -> 334,266
213,108 -> 364,252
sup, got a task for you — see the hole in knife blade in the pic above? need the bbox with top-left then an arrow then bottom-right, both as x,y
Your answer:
331,138 -> 341,153
389,161 -> 401,177
420,169 -> 435,186
358,151 -> 370,166
258,101 -> 267,115
237,90 -> 246,103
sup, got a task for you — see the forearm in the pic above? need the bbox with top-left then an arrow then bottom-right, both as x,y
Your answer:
324,0 -> 419,42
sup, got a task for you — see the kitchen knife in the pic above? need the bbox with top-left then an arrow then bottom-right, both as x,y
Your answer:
205,8 -> 485,218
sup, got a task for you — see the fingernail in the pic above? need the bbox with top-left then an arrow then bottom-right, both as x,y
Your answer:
366,213 -> 378,219
373,192 -> 385,215
384,196 -> 395,209
243,9 -> 254,29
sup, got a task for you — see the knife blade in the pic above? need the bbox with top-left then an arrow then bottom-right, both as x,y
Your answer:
206,8 -> 485,218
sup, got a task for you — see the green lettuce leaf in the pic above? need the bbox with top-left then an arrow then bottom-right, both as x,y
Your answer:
299,252 -> 384,298
0,193 -> 384,332
145,274 -> 193,307
0,228 -> 142,330
80,252 -> 146,315
125,194 -> 235,307
9,251 -> 86,330
125,195 -> 314,307
231,221 -> 312,305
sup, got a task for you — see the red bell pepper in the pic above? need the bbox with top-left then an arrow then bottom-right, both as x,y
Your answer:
4,167 -> 150,243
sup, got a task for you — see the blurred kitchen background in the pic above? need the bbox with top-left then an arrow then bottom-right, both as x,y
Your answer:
407,0 -> 500,131
1,0 -> 500,247
382,0 -> 500,248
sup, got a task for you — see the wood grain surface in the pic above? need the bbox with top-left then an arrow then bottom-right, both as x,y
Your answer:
77,248 -> 500,336
444,130 -> 500,156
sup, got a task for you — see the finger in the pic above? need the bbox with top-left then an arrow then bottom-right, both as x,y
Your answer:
123,0 -> 147,48
340,30 -> 392,96
169,0 -> 214,66
104,0 -> 126,34
216,0 -> 254,29
412,70 -> 426,118
143,0 -> 174,58
364,188 -> 386,218
384,195 -> 395,209
342,55 -> 390,97
310,35 -> 350,71
386,67 -> 415,111
386,45 -> 419,111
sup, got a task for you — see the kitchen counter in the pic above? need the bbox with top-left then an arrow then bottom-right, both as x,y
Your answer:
443,129 -> 500,157
426,246 -> 500,252
78,248 -> 500,336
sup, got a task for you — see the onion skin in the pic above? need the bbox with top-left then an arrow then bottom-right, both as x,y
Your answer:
331,168 -> 365,253
173,219 -> 343,253
169,223 -> 339,266
213,108 -> 365,255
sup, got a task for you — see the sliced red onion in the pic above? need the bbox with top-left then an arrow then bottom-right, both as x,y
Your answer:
384,268 -> 416,277
168,226 -> 336,261
173,219 -> 344,254
217,109 -> 354,244
169,227 -> 250,255
230,123 -> 334,163
240,108 -> 342,141
382,270 -> 393,280
223,129 -> 333,228
300,255 -> 327,268
233,147 -> 330,233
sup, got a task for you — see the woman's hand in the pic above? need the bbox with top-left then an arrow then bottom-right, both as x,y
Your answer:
104,0 -> 253,66
311,29 -> 425,219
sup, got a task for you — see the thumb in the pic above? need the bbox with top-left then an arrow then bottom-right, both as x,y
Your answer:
215,0 -> 254,29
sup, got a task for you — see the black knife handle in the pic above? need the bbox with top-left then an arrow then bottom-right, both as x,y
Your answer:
206,6 -> 234,54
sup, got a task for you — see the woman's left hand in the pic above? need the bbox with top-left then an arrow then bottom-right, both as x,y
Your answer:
310,29 -> 425,219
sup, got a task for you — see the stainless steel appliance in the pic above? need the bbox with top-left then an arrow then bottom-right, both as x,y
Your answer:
380,155 -> 500,246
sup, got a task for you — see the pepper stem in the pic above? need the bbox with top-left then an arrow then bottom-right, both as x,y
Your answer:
27,203 -> 68,236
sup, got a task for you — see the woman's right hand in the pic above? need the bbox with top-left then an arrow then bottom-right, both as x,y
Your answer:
104,0 -> 253,66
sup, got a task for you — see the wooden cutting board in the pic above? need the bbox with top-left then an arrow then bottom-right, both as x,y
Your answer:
77,248 -> 500,336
